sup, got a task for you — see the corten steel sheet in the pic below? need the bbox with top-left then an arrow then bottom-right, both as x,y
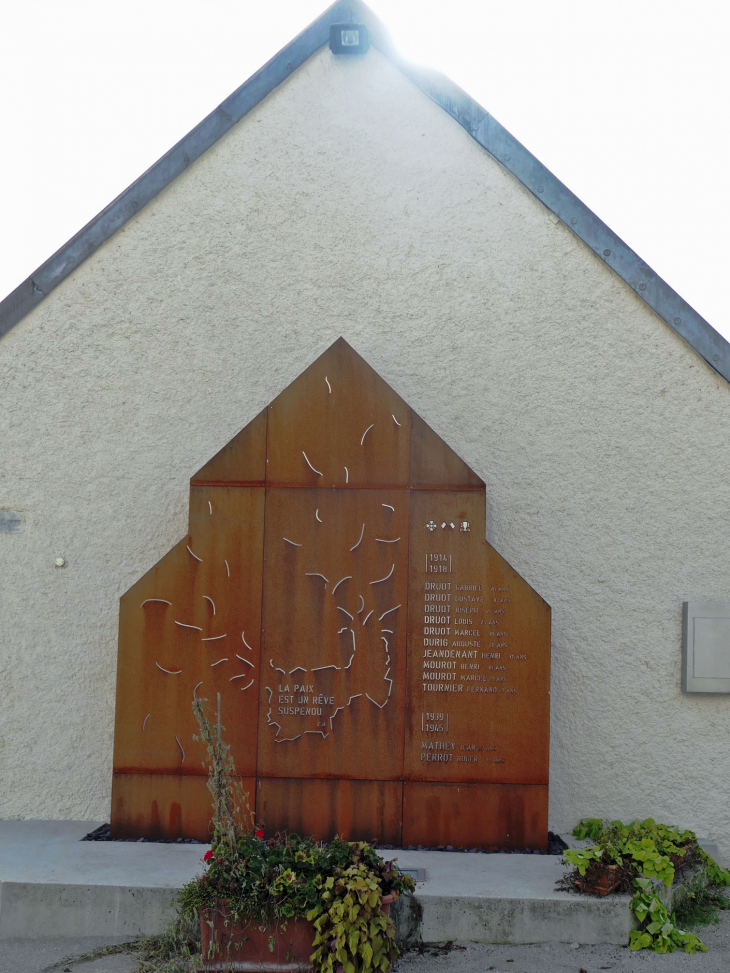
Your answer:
409,411 -> 485,491
190,408 -> 267,486
111,773 -> 256,842
256,778 -> 403,846
112,486 -> 264,785
405,491 -> 551,789
257,488 -> 408,780
402,782 -> 548,851
112,339 -> 551,846
265,338 -> 411,489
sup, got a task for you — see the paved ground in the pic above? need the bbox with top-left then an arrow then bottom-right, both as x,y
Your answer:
2,912 -> 729,973
398,911 -> 730,973
0,937 -> 137,973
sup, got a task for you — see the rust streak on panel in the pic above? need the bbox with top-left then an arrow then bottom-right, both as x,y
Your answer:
112,773 -> 255,842
403,782 -> 548,851
257,778 -> 402,846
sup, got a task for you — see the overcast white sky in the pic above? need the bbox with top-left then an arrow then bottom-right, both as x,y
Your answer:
1,1 -> 728,339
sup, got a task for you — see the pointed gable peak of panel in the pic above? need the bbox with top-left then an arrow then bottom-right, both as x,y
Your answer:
266,337 -> 411,490
191,338 -> 483,491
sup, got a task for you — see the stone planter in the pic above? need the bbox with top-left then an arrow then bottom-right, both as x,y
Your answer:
199,903 -> 315,972
200,894 -> 397,971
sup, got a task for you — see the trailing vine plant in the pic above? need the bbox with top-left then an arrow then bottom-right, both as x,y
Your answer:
307,848 -> 403,973
565,818 -> 730,954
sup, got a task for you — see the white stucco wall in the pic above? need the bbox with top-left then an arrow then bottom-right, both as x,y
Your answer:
1,47 -> 729,856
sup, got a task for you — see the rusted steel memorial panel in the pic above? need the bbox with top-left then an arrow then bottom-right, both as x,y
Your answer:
112,338 -> 551,847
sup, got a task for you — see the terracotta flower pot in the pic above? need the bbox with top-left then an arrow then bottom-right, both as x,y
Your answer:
381,892 -> 397,916
199,901 -> 315,972
593,865 -> 621,897
199,892 -> 399,971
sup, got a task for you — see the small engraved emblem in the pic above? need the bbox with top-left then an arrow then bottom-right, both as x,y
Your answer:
460,521 -> 471,532
441,522 -> 455,530
426,520 -> 437,531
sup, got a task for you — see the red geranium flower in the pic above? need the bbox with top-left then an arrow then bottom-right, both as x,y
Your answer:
204,849 -> 214,861
255,829 -> 264,838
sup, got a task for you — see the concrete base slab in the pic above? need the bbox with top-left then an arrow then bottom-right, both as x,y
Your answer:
0,821 -> 207,939
0,822 -> 635,945
391,848 -> 633,945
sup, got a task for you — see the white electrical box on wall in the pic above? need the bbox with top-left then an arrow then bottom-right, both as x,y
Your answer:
683,602 -> 730,693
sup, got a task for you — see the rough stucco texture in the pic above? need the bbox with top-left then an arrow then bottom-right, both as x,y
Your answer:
1,48 -> 729,857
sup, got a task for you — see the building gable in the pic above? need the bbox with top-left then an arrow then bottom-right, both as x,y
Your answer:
0,0 -> 727,386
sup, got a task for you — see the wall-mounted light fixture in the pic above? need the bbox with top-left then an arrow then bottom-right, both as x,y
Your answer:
329,23 -> 370,55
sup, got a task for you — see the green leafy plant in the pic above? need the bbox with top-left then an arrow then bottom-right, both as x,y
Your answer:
571,818 -> 605,842
565,817 -> 730,955
674,875 -> 730,931
308,855 -> 403,973
563,845 -> 605,877
629,879 -> 705,954
178,698 -> 415,973
701,849 -> 730,887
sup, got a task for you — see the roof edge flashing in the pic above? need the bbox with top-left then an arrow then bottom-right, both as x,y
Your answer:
0,0 -> 348,340
1,0 -> 728,387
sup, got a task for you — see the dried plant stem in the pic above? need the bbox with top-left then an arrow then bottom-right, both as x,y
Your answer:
192,696 -> 254,850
